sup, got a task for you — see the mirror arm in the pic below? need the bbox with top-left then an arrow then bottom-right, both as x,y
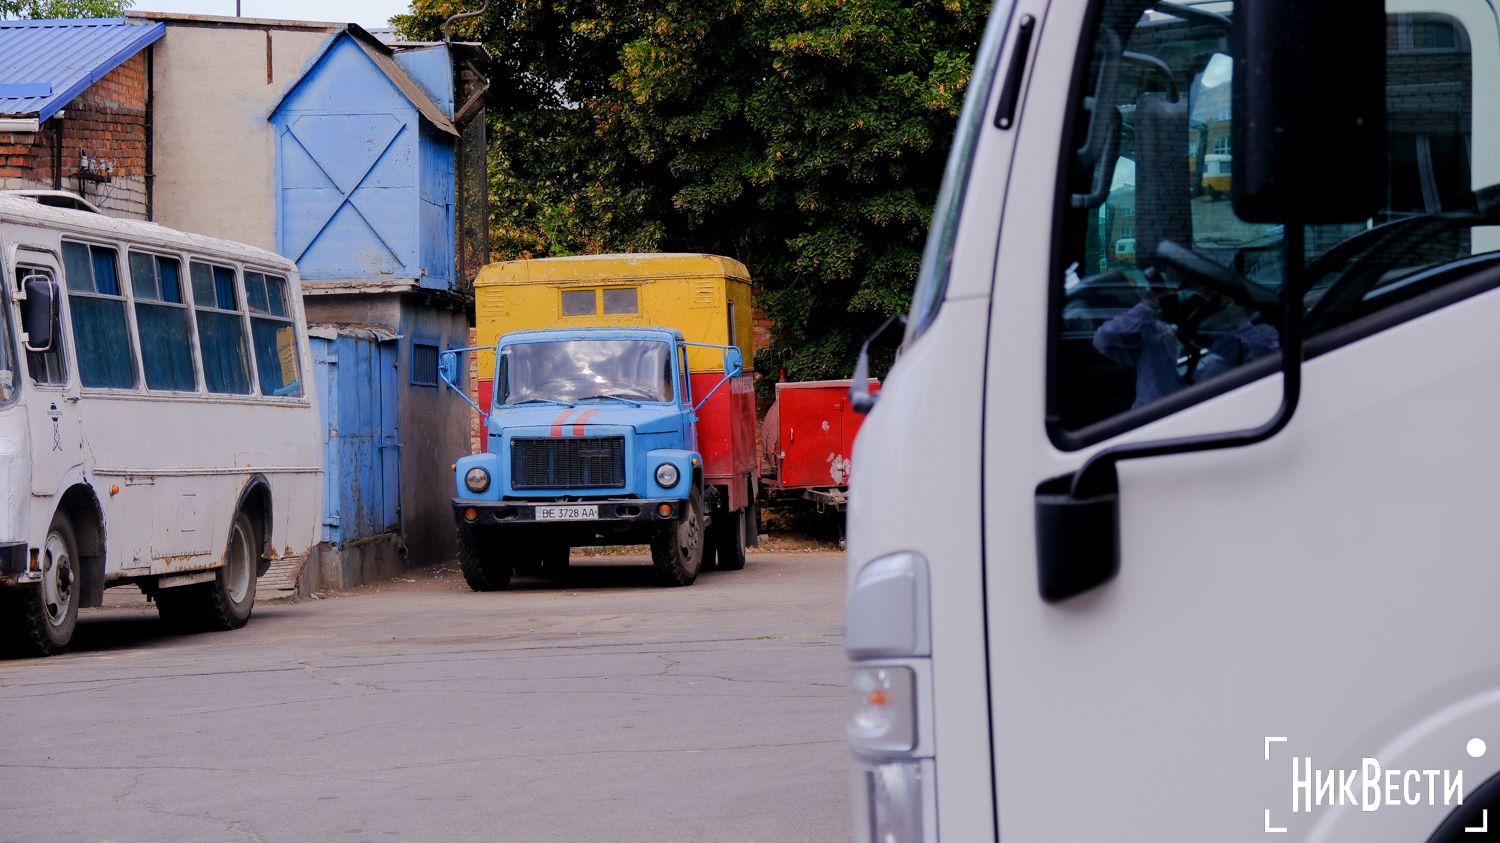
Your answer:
850,313 -> 905,415
438,344 -> 491,418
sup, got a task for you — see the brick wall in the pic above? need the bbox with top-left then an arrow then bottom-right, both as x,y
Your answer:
0,52 -> 149,219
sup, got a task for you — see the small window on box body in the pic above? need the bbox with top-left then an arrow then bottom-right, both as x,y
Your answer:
562,289 -> 595,316
603,287 -> 638,315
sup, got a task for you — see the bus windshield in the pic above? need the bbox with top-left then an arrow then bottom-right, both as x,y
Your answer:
498,339 -> 675,405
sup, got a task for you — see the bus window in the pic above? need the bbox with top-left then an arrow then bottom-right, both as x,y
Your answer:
0,279 -> 14,404
190,260 -> 252,395
62,241 -> 137,390
129,251 -> 197,393
245,271 -> 303,397
16,264 -> 65,387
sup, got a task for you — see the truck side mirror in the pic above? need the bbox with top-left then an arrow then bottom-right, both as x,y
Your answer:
438,350 -> 460,386
724,347 -> 744,378
849,314 -> 904,415
1231,0 -> 1385,224
20,273 -> 57,354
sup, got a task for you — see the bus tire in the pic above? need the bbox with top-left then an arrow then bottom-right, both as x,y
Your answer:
2,513 -> 81,657
457,523 -> 512,591
713,506 -> 748,572
651,485 -> 704,586
157,511 -> 257,632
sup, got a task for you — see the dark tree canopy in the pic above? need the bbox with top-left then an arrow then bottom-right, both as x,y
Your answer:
0,0 -> 131,18
395,0 -> 987,384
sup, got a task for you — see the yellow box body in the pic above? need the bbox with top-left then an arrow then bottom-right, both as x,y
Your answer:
473,253 -> 754,376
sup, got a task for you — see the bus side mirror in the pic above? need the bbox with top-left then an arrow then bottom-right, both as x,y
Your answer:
438,350 -> 460,387
20,273 -> 57,353
850,314 -> 904,415
1231,0 -> 1385,224
724,347 -> 744,378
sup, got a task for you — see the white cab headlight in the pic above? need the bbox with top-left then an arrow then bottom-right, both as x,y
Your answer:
655,463 -> 680,488
849,666 -> 916,753
464,467 -> 490,493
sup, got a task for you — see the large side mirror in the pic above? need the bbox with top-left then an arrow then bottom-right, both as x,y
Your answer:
849,314 -> 904,415
438,350 -> 460,386
1231,0 -> 1385,224
723,347 -> 744,378
20,273 -> 57,353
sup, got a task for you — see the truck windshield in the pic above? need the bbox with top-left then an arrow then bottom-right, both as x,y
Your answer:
498,339 -> 675,405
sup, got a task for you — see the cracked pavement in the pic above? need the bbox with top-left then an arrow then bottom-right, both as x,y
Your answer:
0,551 -> 849,842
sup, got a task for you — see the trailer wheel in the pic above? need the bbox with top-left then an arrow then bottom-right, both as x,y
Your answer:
457,522 -> 512,592
1,512 -> 80,657
651,485 -> 704,586
158,510 -> 258,631
711,506 -> 747,572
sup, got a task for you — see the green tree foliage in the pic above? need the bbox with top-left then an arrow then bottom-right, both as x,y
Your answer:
395,0 -> 986,383
0,0 -> 132,18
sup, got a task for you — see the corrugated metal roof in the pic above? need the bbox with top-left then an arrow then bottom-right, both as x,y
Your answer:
0,18 -> 164,120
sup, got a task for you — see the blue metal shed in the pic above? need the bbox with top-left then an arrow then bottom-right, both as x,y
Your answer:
310,329 -> 401,543
270,30 -> 459,290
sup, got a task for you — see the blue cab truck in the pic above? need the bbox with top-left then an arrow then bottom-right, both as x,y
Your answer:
439,326 -> 745,589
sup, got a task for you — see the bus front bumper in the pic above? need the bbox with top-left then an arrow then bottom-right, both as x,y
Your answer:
0,541 -> 34,586
452,498 -> 686,527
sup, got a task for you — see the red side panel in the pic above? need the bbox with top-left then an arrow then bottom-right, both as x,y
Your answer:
691,372 -> 756,511
478,378 -> 493,442
773,379 -> 880,490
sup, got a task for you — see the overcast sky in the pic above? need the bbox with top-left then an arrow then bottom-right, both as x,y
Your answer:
131,1 -> 413,29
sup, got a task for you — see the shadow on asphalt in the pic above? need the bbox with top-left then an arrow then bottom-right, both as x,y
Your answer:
501,559 -> 738,592
0,605 -> 297,662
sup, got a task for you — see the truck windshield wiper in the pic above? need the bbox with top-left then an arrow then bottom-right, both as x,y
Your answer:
507,398 -> 571,407
575,393 -> 642,407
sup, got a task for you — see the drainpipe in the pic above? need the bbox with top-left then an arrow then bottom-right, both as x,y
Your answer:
145,44 -> 155,220
442,1 -> 488,43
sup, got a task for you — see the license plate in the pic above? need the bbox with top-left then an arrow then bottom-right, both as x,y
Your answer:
536,505 -> 598,521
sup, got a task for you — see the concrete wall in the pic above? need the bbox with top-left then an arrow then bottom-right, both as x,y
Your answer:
0,53 -> 149,219
143,18 -> 332,250
397,301 -> 469,565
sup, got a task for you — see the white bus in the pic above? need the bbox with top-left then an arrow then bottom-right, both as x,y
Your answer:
0,192 -> 321,656
847,0 -> 1500,840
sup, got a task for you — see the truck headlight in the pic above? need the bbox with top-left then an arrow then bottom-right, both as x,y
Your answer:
464,467 -> 490,493
655,463 -> 679,488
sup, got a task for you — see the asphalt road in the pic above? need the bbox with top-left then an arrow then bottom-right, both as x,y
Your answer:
0,551 -> 850,843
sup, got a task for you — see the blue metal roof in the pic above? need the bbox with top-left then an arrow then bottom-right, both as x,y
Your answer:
0,18 -> 164,120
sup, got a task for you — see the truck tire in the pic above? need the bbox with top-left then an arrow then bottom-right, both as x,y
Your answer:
711,507 -> 747,571
457,522 -> 512,592
157,511 -> 258,632
651,485 -> 705,586
1,512 -> 80,657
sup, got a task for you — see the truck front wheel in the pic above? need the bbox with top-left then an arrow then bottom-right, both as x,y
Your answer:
651,486 -> 705,586
457,522 -> 513,592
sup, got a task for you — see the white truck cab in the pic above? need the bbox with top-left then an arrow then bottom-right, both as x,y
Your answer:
846,0 -> 1500,839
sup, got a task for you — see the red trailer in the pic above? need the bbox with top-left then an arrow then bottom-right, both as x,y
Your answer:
760,379 -> 881,513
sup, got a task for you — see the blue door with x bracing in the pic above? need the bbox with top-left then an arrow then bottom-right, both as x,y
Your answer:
271,32 -> 454,289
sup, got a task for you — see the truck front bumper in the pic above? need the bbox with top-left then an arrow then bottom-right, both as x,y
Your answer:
452,498 -> 685,527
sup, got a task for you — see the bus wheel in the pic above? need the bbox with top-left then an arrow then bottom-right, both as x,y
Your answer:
651,485 -> 704,586
2,513 -> 80,657
712,506 -> 748,572
457,523 -> 512,591
158,511 -> 257,631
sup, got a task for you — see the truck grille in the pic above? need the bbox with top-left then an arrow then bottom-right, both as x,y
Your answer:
511,436 -> 626,490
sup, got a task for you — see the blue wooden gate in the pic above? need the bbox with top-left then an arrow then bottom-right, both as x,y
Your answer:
312,333 -> 401,543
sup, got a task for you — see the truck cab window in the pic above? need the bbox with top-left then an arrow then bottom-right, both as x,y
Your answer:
1053,3 -> 1483,440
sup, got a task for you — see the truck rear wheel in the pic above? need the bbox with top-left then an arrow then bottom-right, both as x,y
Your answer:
710,506 -> 747,571
651,485 -> 704,586
457,522 -> 512,591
